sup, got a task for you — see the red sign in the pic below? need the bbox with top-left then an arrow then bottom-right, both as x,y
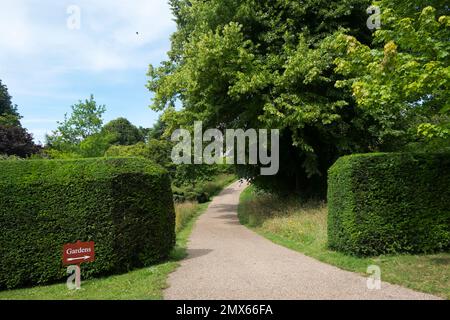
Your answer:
62,241 -> 95,265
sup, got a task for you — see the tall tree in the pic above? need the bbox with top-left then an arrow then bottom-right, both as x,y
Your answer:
148,117 -> 167,140
331,2 -> 449,150
148,0 -> 374,195
47,95 -> 106,150
0,79 -> 40,157
148,0 -> 449,194
0,80 -> 21,126
0,126 -> 40,157
102,117 -> 145,146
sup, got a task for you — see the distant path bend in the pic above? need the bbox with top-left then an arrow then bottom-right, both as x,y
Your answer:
164,181 -> 439,300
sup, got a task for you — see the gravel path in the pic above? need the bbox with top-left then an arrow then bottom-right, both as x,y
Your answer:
164,181 -> 439,300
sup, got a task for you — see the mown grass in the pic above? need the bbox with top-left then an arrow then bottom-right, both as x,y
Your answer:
238,186 -> 450,299
0,175 -> 236,300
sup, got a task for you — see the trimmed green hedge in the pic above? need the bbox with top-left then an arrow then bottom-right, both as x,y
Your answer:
328,153 -> 450,256
0,158 -> 175,290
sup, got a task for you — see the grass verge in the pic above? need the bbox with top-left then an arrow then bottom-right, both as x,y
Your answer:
0,194 -> 219,300
238,186 -> 450,299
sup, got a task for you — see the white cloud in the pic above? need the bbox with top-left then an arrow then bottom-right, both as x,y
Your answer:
0,0 -> 176,144
0,0 -> 175,89
27,128 -> 51,144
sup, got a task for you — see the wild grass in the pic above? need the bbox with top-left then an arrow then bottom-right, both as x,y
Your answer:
238,186 -> 450,299
175,201 -> 199,233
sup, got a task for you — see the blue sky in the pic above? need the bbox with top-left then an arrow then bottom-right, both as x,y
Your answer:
0,0 -> 176,144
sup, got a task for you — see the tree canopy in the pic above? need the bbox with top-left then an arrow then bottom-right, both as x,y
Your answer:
0,125 -> 40,158
0,79 -> 39,157
46,95 -> 106,153
102,117 -> 145,146
147,0 -> 449,195
0,80 -> 21,127
47,95 -> 106,147
332,3 -> 449,149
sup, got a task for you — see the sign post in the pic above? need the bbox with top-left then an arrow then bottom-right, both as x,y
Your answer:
62,240 -> 95,290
